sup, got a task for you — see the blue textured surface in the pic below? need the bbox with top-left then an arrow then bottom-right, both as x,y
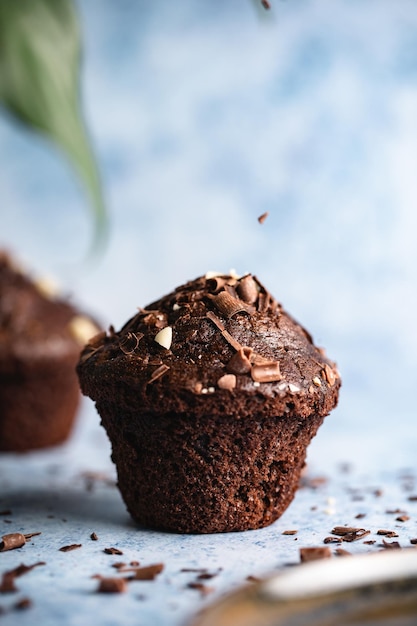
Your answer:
1,0 -> 417,623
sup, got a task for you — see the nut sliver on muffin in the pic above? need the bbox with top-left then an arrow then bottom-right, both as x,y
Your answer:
77,272 -> 340,533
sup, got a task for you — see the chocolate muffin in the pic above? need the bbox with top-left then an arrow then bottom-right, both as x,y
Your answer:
0,251 -> 99,452
77,272 -> 340,533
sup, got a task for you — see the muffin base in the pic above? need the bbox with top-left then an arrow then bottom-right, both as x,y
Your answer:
0,361 -> 80,452
97,402 -> 325,534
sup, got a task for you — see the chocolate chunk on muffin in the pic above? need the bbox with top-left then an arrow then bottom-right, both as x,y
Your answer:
77,272 -> 340,533
0,251 -> 99,452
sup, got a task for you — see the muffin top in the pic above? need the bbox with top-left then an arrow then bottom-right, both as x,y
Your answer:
77,272 -> 340,419
0,251 -> 98,370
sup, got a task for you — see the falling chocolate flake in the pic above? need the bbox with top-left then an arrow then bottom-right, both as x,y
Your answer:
59,544 -> 82,552
209,291 -> 250,318
236,275 -> 259,305
90,532 -> 98,541
128,563 -> 164,581
104,547 -> 123,556
97,577 -> 128,594
257,211 -> 269,224
148,364 -> 170,384
251,360 -> 282,383
300,547 -> 332,562
261,0 -> 271,9
217,374 -> 237,391
226,347 -> 253,375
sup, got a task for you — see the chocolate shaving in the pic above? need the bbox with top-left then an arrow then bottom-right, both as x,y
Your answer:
148,364 -> 170,384
410,538 -> 417,545
119,331 -> 142,355
331,527 -> 370,542
221,329 -> 242,351
97,577 -> 128,593
258,211 -> 269,224
236,275 -> 259,304
226,347 -> 253,375
300,547 -> 332,562
59,544 -> 82,552
209,291 -> 250,318
282,530 -> 298,535
104,547 -> 123,556
206,276 -> 230,293
251,360 -> 282,383
323,537 -> 342,544
206,310 -> 225,332
396,515 -> 410,522
128,563 -> 164,581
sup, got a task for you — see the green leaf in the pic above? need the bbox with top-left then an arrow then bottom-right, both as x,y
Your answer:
0,0 -> 107,253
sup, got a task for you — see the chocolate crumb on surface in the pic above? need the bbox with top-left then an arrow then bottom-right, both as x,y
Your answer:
300,547 -> 332,562
0,533 -> 26,552
14,597 -> 32,610
97,577 -> 128,594
331,526 -> 370,542
187,582 -> 214,596
381,539 -> 401,549
59,544 -> 82,552
90,532 -> 98,541
334,548 -> 351,557
410,538 -> 417,545
377,529 -> 399,538
0,562 -> 45,594
127,563 -> 164,581
282,530 -> 298,535
104,547 -> 123,556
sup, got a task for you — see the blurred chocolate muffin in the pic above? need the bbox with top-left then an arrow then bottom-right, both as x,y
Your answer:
77,271 -> 340,533
0,251 -> 99,452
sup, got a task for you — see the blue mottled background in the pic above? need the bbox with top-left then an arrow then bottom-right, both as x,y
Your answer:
1,0 -> 417,467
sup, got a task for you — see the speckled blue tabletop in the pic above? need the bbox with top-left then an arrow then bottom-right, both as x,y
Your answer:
0,401 -> 416,626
